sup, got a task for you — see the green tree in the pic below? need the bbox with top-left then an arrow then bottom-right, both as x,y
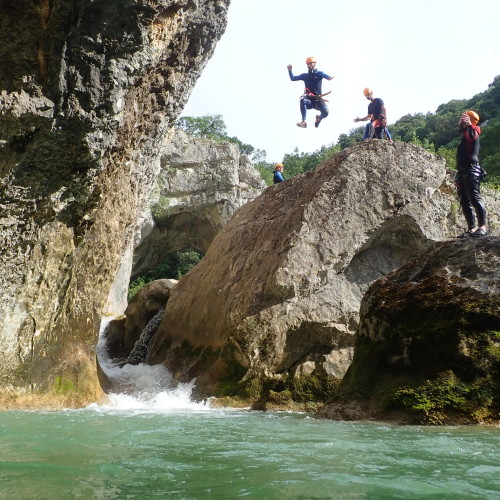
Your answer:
177,114 -> 263,164
282,144 -> 340,178
177,114 -> 227,140
128,249 -> 203,300
338,129 -> 363,150
255,161 -> 274,186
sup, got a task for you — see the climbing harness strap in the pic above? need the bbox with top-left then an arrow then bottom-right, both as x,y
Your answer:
301,87 -> 331,103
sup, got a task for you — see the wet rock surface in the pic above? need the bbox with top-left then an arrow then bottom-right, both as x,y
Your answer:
316,237 -> 500,424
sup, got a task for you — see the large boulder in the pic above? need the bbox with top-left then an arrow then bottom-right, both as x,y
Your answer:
316,238 -> 500,425
0,0 -> 230,408
149,140 -> 499,403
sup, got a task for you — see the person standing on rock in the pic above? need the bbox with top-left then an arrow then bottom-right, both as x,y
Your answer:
354,88 -> 389,140
456,110 -> 487,238
287,57 -> 334,129
273,163 -> 285,184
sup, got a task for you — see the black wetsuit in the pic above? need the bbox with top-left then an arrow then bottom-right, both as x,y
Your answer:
367,98 -> 385,139
456,124 -> 486,229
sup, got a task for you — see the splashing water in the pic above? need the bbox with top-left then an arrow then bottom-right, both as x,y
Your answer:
95,316 -> 209,413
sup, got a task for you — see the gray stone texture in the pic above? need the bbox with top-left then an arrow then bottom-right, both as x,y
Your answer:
132,128 -> 266,279
0,0 -> 230,404
149,140 -> 500,397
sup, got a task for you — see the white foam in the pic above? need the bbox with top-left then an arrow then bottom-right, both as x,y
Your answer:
94,316 -> 211,413
95,382 -> 209,413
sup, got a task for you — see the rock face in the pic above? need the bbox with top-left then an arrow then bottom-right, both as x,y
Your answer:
149,140 -> 499,402
316,238 -> 500,424
105,279 -> 177,361
0,0 -> 230,407
132,128 -> 266,280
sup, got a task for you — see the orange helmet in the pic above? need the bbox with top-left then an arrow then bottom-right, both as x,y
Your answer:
305,56 -> 316,64
466,110 -> 480,125
363,87 -> 373,96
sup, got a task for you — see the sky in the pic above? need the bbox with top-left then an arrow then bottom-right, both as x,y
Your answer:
181,0 -> 500,163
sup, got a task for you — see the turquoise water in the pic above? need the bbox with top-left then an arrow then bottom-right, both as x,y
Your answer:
1,393 -> 499,499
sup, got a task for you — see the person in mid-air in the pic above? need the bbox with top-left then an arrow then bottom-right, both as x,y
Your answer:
287,57 -> 334,129
456,110 -> 487,238
354,88 -> 389,140
273,163 -> 285,184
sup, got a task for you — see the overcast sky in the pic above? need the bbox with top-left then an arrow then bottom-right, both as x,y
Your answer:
181,0 -> 500,163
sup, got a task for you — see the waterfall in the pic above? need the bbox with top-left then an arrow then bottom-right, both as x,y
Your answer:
126,309 -> 164,365
96,309 -> 207,410
97,311 -> 174,396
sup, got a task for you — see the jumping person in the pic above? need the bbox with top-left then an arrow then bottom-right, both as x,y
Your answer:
287,57 -> 334,129
354,88 -> 388,140
456,110 -> 487,238
273,163 -> 285,184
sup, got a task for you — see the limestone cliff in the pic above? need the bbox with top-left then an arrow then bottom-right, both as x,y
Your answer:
148,140 -> 500,405
0,0 -> 230,407
132,128 -> 266,280
316,238 -> 500,424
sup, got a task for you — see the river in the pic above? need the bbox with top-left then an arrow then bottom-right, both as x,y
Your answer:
1,382 -> 499,500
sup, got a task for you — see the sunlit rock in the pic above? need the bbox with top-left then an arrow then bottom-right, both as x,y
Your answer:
0,0 -> 230,407
148,140 -> 500,405
132,128 -> 266,280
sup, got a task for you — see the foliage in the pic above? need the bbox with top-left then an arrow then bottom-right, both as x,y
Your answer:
128,250 -> 202,300
176,114 -> 227,140
54,376 -> 76,394
282,143 -> 341,178
436,146 -> 457,170
393,370 -> 495,425
254,161 -> 275,186
176,250 -> 202,278
128,276 -> 150,301
177,114 -> 260,161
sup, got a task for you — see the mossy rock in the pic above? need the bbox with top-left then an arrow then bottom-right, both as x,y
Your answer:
317,239 -> 500,424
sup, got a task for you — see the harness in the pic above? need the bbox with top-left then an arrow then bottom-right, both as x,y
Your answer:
301,87 -> 331,103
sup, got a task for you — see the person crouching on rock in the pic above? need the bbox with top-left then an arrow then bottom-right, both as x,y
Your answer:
273,163 -> 285,184
456,110 -> 487,238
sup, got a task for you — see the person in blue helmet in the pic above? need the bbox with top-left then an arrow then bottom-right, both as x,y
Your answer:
273,163 -> 285,184
456,110 -> 487,238
287,56 -> 334,129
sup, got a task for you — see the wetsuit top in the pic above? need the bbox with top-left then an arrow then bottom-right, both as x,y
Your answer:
273,170 -> 285,184
457,124 -> 481,171
368,98 -> 384,120
288,68 -> 331,97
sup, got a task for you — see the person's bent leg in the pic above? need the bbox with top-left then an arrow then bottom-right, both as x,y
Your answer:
374,126 -> 384,139
300,98 -> 311,121
363,122 -> 374,140
318,101 -> 329,120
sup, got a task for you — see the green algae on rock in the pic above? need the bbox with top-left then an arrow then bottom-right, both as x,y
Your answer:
316,238 -> 500,424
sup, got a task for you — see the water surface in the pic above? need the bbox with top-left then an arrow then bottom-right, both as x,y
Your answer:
1,390 -> 499,499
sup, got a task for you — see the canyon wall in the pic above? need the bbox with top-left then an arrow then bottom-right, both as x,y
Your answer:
0,0 -> 230,407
